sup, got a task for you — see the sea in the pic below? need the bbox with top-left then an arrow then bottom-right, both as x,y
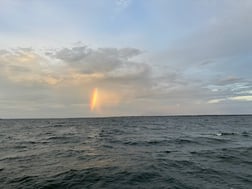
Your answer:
0,115 -> 252,189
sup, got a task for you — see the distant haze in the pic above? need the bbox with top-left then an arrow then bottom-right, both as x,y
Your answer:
0,0 -> 252,118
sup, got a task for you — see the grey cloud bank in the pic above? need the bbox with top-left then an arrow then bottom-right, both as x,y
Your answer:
0,43 -> 251,118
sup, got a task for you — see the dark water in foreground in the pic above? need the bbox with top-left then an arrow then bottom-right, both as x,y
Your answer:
0,116 -> 252,189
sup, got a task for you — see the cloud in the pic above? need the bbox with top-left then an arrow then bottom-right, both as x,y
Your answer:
208,95 -> 252,105
53,46 -> 142,74
208,99 -> 224,104
0,41 -> 251,117
115,0 -> 132,11
215,77 -> 243,86
157,1 -> 252,69
0,45 -> 252,116
0,45 -> 154,117
149,0 -> 252,112
55,46 -> 91,62
229,96 -> 252,102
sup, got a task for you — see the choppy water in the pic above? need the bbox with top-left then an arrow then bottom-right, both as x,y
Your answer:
0,115 -> 252,189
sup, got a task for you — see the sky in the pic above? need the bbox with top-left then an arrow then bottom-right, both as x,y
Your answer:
0,0 -> 252,118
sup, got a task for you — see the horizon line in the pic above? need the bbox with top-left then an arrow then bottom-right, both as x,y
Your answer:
1,113 -> 252,120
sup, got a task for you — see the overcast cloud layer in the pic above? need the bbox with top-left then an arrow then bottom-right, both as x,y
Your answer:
0,0 -> 251,118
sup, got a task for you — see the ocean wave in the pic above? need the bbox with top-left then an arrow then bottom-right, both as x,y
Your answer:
1,116 -> 252,189
4,167 -> 195,189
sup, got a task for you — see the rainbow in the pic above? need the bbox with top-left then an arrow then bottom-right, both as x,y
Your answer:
90,88 -> 98,111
